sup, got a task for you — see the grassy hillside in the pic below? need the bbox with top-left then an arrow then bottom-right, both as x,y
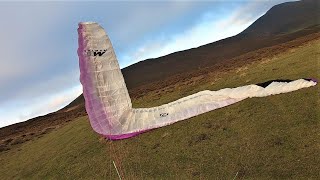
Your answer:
0,40 -> 319,179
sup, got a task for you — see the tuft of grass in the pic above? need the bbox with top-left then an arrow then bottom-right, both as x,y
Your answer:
0,40 -> 319,179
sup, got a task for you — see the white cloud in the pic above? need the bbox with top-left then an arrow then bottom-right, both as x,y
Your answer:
0,2 -> 73,99
20,85 -> 82,120
0,2 -> 78,127
0,85 -> 82,127
0,3 -> 69,81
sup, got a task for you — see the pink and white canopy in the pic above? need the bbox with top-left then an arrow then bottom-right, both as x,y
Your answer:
77,22 -> 317,140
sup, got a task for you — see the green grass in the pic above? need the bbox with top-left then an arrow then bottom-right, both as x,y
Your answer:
0,41 -> 319,179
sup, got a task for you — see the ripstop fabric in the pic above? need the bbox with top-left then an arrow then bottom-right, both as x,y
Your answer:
77,22 -> 317,140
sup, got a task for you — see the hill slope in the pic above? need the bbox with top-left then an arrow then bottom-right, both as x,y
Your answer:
0,37 -> 319,179
241,0 -> 320,36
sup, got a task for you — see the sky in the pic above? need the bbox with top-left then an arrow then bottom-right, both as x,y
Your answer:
0,0 -> 294,128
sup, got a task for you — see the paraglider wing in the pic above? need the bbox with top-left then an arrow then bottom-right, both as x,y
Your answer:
77,22 -> 317,140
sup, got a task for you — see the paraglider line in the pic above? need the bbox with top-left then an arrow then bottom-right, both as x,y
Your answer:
113,160 -> 122,180
233,171 -> 239,180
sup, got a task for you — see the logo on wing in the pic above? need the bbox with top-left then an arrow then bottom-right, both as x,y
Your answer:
160,113 -> 169,117
85,49 -> 107,57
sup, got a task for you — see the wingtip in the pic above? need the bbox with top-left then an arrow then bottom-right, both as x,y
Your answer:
305,78 -> 318,84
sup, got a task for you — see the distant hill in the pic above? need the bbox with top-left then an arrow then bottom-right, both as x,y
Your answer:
241,0 -> 320,36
